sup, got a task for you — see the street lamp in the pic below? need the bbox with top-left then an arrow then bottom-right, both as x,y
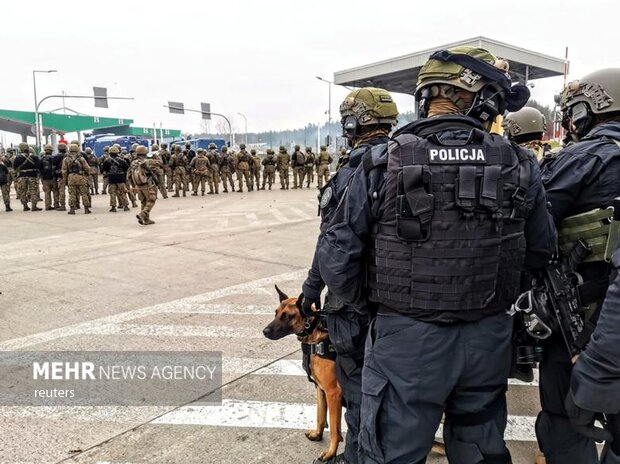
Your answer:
315,76 -> 332,149
237,112 -> 248,146
33,69 -> 57,148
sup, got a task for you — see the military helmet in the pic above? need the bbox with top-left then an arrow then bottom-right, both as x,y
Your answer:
161,143 -> 168,148
503,107 -> 546,142
221,146 -> 228,152
294,144 -> 300,150
339,87 -> 398,128
85,147 -> 92,153
185,142 -> 191,147
266,149 -> 273,154
18,142 -> 29,152
415,46 -> 529,121
279,145 -> 286,152
208,143 -> 216,149
320,145 -> 327,151
305,147 -> 312,152
58,143 -> 68,151
151,143 -> 159,151
340,147 -> 347,154
69,144 -> 80,153
43,144 -> 53,152
250,149 -> 256,154
114,143 -> 122,149
121,149 -> 128,155
70,139 -> 79,145
109,146 -> 120,155
6,147 -> 14,153
131,143 -> 139,150
103,145 -> 110,152
239,143 -> 246,149
136,146 -> 148,156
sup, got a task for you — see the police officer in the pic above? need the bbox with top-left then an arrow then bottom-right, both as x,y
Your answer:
537,68 -> 620,464
301,87 -> 399,464
13,142 -> 42,211
503,106 -> 549,162
318,47 -> 556,464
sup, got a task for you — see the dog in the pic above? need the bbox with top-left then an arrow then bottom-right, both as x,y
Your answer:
263,285 -> 342,462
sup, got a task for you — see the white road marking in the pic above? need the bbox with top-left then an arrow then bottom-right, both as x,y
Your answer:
289,207 -> 312,220
0,269 -> 306,351
80,323 -> 263,339
153,399 -> 537,442
166,304 -> 275,315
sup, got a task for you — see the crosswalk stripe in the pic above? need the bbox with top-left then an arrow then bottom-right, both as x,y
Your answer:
152,399 -> 537,442
80,324 -> 263,339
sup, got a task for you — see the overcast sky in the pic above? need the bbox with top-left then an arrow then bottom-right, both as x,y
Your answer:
2,0 -> 617,144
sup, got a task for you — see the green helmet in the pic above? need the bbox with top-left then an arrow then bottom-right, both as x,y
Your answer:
69,144 -> 79,153
208,143 -> 216,149
58,143 -> 68,152
320,145 -> 327,151
266,149 -> 273,154
151,144 -> 159,151
294,144 -> 300,150
85,147 -> 92,154
109,146 -> 120,155
415,46 -> 529,121
339,87 -> 398,127
240,143 -> 246,149
44,144 -> 53,152
221,146 -> 228,152
503,107 -> 546,142
70,140 -> 79,146
250,149 -> 256,154
18,142 -> 29,152
161,143 -> 168,148
136,146 -> 148,155
279,145 -> 286,152
305,147 -> 312,152
559,68 -> 620,140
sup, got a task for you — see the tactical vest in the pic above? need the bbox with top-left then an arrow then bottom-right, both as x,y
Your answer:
69,157 -> 84,175
368,127 -> 530,315
41,156 -> 55,179
263,156 -> 276,166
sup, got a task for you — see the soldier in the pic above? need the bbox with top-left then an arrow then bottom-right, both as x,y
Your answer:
219,146 -> 235,192
4,147 -> 16,194
236,143 -> 252,192
53,143 -> 68,210
128,146 -> 158,225
261,149 -> 277,190
62,144 -> 91,214
503,106 -> 549,162
206,143 -> 220,194
318,48 -> 556,464
276,145 -> 290,190
148,144 -> 168,199
304,146 -> 316,187
13,142 -> 42,211
123,146 -> 138,207
100,146 -> 110,194
39,144 -> 59,210
316,145 -> 333,188
250,149 -> 261,191
189,148 -> 211,196
160,143 -> 173,191
102,145 -> 130,212
536,68 -> 620,464
183,142 -> 196,190
170,145 -> 189,197
335,147 -> 349,171
84,147 -> 99,194
0,154 -> 12,211
291,144 -> 306,188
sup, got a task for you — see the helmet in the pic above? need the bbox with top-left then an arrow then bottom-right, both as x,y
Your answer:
305,147 -> 311,152
151,144 -> 159,151
70,140 -> 79,145
44,144 -> 53,152
339,87 -> 398,136
267,149 -> 273,154
558,68 -> 620,140
58,143 -> 68,152
6,147 -> 14,153
131,143 -> 139,150
294,145 -> 300,150
161,143 -> 168,148
85,147 -> 92,154
503,107 -> 546,143
18,142 -> 29,152
121,149 -> 128,155
222,146 -> 228,152
320,145 -> 327,151
69,144 -> 79,153
114,144 -> 122,149
208,143 -> 216,149
185,142 -> 191,147
103,145 -> 109,152
415,46 -> 529,123
136,146 -> 148,156
250,149 -> 256,154
109,146 -> 120,155
340,147 -> 347,154
279,145 -> 286,152
240,143 -> 246,149
197,148 -> 205,154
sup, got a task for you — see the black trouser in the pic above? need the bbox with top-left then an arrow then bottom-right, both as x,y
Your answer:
537,334 -> 598,464
327,304 -> 369,464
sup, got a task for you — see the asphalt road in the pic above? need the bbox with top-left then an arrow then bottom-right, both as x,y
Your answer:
0,183 -> 542,464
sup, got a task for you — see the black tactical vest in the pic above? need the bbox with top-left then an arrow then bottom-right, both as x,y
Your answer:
41,156 -> 55,180
368,125 -> 531,316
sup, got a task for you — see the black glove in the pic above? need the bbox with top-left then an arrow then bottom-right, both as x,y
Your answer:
565,391 -> 613,443
298,292 -> 320,317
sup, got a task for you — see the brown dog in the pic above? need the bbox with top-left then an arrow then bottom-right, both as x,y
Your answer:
263,285 -> 342,462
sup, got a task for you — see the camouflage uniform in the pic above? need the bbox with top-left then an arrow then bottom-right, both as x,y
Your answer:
206,144 -> 220,194
128,146 -> 157,225
236,145 -> 252,192
53,144 -> 68,210
102,146 -> 129,211
4,148 -> 16,195
291,145 -> 306,189
100,146 -> 110,194
336,147 -> 349,171
261,150 -> 277,190
170,147 -> 189,197
147,144 -> 168,199
219,147 -> 235,192
303,147 -> 316,187
0,155 -> 12,211
189,149 -> 211,195
316,145 -> 333,188
124,146 -> 138,207
84,148 -> 99,194
39,145 -> 59,210
13,143 -> 41,211
276,146 -> 290,190
61,144 -> 91,214
250,150 -> 261,190
160,144 -> 173,191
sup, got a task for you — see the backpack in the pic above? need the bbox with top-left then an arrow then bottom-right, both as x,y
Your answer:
131,160 -> 149,185
295,152 -> 305,166
109,158 -> 121,175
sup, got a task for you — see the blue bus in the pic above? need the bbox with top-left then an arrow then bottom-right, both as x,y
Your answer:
170,138 -> 228,151
83,135 -> 150,157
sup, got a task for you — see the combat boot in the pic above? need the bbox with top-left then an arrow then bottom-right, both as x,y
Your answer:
31,205 -> 43,211
109,206 -> 117,212
223,188 -> 228,193
269,185 -> 272,190
182,190 -> 186,197
45,206 -> 54,211
57,206 -> 67,211
5,204 -> 12,212
136,214 -> 144,225
132,201 -> 138,207
68,208 -> 75,215
84,207 -> 91,214
191,192 -> 198,196
172,193 -> 180,197
123,205 -> 130,211
145,219 -> 155,225
23,204 -> 30,211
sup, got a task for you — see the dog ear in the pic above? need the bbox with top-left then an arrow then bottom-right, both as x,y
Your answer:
275,285 -> 288,302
